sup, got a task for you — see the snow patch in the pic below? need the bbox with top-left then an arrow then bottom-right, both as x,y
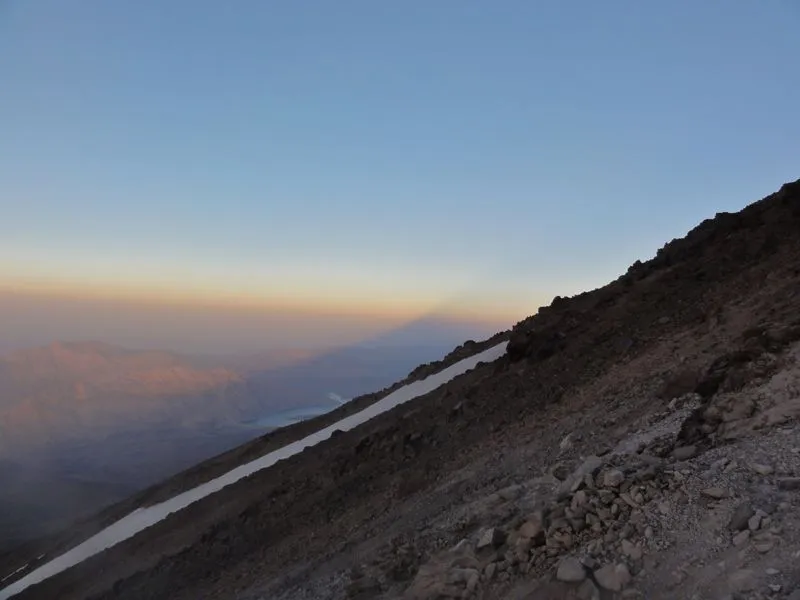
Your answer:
327,392 -> 348,405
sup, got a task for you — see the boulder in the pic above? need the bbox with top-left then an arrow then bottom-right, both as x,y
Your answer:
477,527 -> 506,550
700,487 -> 728,499
571,490 -> 588,510
594,563 -> 632,592
750,463 -> 774,476
556,557 -> 586,583
729,502 -> 754,531
733,530 -> 750,547
621,539 -> 643,561
603,469 -> 625,488
518,517 -> 545,546
672,445 -> 697,461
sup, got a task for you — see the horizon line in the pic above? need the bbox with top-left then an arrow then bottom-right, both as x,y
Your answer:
0,277 -> 530,326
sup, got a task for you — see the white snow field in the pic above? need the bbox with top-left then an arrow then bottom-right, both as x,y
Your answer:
0,342 -> 508,599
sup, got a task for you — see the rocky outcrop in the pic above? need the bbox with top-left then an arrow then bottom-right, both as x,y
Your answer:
403,408 -> 800,599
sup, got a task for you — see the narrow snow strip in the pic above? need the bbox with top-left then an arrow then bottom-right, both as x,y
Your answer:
0,342 -> 508,599
0,566 -> 28,585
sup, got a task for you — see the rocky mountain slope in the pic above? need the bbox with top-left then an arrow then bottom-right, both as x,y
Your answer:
2,178 -> 799,600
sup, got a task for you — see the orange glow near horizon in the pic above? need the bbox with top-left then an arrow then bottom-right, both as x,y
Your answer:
0,274 -> 533,356
0,273 -> 530,327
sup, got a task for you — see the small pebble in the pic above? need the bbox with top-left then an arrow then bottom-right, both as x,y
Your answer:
701,487 -> 729,500
733,530 -> 750,547
751,463 -> 774,476
754,540 -> 774,554
748,514 -> 762,531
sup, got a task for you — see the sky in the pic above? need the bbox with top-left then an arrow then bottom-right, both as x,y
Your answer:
1,1 -> 799,352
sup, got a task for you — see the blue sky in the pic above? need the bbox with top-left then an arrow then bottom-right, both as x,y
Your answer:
1,1 -> 799,348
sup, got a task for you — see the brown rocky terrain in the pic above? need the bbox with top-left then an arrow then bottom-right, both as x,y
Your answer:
2,178 -> 800,599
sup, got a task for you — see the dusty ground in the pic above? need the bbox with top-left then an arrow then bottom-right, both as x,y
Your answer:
2,179 -> 799,600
